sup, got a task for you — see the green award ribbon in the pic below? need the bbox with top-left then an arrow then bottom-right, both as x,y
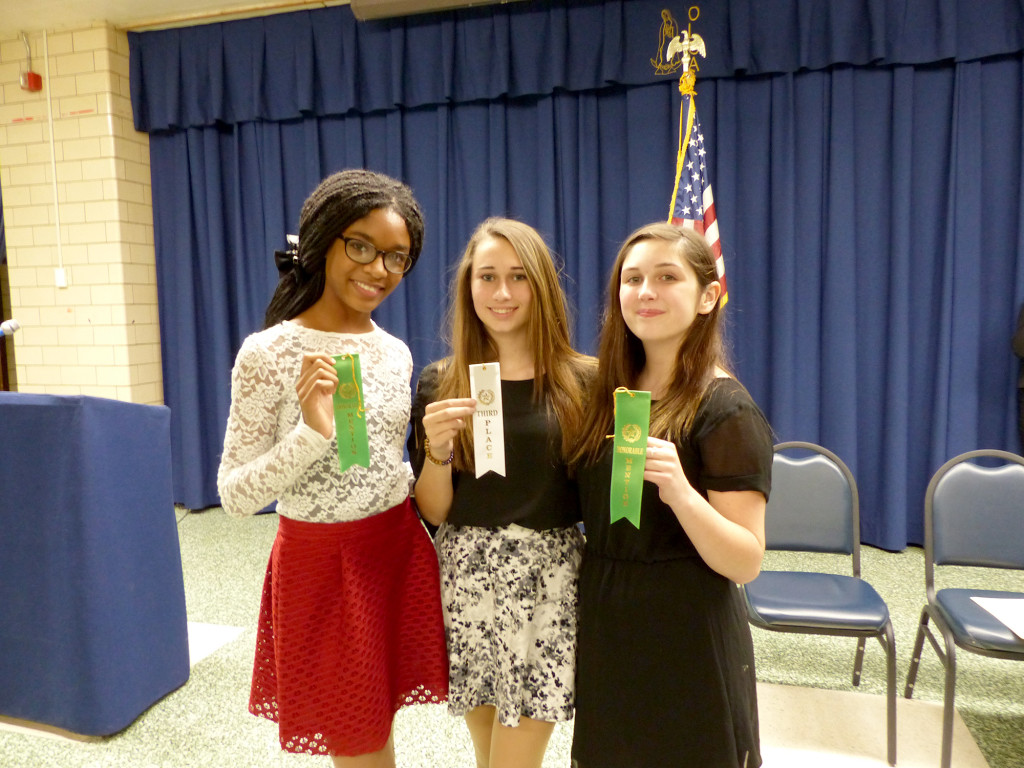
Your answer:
332,353 -> 370,472
609,387 -> 651,528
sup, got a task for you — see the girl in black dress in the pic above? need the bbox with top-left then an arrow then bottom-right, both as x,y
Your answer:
570,223 -> 773,768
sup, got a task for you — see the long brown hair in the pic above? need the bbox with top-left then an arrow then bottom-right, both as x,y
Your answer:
572,223 -> 729,465
435,217 -> 593,471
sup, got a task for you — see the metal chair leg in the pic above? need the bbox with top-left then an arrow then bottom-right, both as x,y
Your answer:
882,624 -> 897,766
939,627 -> 958,768
904,609 -> 929,698
853,636 -> 866,686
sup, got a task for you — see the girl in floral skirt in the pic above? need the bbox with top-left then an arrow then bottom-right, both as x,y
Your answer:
410,218 -> 593,768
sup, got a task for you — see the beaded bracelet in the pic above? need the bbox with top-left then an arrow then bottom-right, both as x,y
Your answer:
423,437 -> 454,467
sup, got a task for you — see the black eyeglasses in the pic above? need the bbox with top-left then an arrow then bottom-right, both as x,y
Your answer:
339,236 -> 413,275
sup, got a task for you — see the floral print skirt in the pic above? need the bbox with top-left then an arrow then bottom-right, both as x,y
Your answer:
435,521 -> 584,727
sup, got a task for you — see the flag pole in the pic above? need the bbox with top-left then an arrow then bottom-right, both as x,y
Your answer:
663,6 -> 727,304
667,8 -> 703,223
668,88 -> 697,223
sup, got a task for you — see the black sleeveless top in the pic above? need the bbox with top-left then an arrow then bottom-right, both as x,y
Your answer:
409,361 -> 581,529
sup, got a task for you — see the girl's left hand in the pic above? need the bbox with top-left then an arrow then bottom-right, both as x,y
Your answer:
643,436 -> 697,509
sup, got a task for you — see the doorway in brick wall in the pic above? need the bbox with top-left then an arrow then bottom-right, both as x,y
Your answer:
1,184 -> 16,392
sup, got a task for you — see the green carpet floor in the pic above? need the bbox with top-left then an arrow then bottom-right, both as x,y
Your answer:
0,509 -> 1020,767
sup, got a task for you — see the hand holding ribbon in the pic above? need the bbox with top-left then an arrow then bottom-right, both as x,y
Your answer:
422,397 -> 477,465
642,436 -> 691,509
296,352 -> 339,439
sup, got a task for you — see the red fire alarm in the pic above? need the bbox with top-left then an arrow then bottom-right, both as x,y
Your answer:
19,33 -> 42,92
20,71 -> 42,92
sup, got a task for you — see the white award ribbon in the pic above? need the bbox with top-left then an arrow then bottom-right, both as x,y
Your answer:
469,362 -> 506,478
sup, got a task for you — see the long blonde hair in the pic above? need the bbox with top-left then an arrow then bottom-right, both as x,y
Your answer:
436,218 -> 593,471
572,223 -> 729,465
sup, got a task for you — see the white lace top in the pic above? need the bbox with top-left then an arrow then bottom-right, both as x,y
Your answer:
217,320 -> 414,522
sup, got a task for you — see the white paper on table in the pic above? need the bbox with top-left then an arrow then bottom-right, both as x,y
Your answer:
971,596 -> 1024,640
469,362 -> 505,478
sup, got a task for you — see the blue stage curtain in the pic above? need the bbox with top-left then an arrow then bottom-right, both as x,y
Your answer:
130,1 -> 1024,549
700,58 -> 1024,546
129,0 -> 1024,131
148,85 -> 678,509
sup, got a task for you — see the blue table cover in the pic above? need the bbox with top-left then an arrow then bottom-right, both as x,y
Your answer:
0,393 -> 189,735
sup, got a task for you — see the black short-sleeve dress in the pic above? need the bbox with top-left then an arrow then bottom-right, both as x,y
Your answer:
571,377 -> 773,768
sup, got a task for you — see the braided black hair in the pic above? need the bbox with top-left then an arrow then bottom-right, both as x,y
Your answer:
263,169 -> 425,328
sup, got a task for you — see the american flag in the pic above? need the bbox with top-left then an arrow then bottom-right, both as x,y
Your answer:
669,92 -> 727,304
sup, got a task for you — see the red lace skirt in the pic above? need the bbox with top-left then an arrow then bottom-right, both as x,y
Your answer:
249,498 -> 449,756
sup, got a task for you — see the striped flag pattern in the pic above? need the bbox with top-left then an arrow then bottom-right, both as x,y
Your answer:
669,91 -> 727,304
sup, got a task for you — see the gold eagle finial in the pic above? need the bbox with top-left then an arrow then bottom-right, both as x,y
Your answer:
666,29 -> 705,95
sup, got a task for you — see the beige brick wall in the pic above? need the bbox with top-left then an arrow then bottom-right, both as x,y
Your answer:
0,25 -> 162,404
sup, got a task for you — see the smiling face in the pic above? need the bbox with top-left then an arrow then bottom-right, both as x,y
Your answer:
618,237 -> 720,356
317,207 -> 410,331
470,234 -> 533,344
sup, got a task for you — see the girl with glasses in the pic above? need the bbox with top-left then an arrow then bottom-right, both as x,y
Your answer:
218,169 -> 448,768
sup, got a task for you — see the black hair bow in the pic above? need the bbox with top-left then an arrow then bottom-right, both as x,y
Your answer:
274,235 -> 300,275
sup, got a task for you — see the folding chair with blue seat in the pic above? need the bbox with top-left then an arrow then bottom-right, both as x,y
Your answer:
743,441 -> 897,766
904,449 -> 1024,768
